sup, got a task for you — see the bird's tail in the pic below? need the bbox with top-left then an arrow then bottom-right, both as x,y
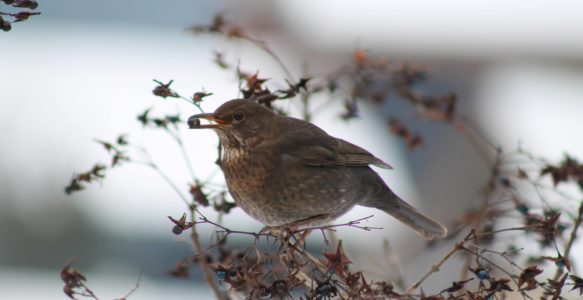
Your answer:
364,195 -> 448,240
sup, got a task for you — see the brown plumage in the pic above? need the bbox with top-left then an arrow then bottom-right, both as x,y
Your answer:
188,99 -> 447,239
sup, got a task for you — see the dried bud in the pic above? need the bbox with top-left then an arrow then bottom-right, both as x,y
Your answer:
258,285 -> 271,298
152,79 -> 179,99
12,11 -> 39,22
168,214 -> 193,233
193,91 -> 212,102
1,20 -> 11,32
518,266 -> 543,291
13,0 -> 38,9
189,184 -> 209,206
272,280 -> 288,295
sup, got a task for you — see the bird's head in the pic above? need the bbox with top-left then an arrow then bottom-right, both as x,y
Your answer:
188,99 -> 276,148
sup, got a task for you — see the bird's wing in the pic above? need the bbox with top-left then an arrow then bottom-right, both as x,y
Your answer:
269,122 -> 393,169
333,139 -> 393,169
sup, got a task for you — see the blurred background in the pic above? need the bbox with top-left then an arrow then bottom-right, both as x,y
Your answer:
1,0 -> 583,299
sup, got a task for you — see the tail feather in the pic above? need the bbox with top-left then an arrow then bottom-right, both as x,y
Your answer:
365,196 -> 448,240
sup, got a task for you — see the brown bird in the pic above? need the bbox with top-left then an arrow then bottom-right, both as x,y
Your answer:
188,99 -> 447,239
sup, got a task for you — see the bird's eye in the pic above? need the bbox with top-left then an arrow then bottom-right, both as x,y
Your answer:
233,113 -> 244,121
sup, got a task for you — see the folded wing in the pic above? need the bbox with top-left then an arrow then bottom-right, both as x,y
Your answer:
270,122 -> 392,169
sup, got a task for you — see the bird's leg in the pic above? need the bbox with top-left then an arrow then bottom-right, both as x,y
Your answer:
258,214 -> 332,242
259,225 -> 288,237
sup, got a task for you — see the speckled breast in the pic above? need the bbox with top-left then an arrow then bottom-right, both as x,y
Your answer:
221,147 -> 358,226
221,147 -> 280,225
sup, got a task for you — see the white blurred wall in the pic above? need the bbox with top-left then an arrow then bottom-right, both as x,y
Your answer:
1,1 -> 583,299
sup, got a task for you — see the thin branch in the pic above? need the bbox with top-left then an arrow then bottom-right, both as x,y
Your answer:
131,146 -> 190,206
476,246 -> 525,272
383,239 -> 407,290
404,241 -> 466,294
132,160 -> 190,206
295,215 -> 382,233
470,226 -> 532,240
189,210 -> 226,300
244,35 -> 296,83
553,199 -> 583,281
115,271 -> 143,300
168,129 -> 197,182
463,247 -> 517,282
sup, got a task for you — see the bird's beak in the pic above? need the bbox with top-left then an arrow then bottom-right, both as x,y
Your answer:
188,113 -> 229,129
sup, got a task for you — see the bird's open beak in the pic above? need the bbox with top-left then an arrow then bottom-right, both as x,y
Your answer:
187,113 -> 229,129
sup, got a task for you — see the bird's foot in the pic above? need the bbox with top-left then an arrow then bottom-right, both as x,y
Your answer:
259,225 -> 312,249
259,225 -> 296,241
259,214 -> 333,242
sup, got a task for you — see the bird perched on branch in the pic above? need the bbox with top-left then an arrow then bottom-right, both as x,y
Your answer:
188,99 -> 447,239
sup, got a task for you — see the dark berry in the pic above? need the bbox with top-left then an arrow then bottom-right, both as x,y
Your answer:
172,225 -> 183,235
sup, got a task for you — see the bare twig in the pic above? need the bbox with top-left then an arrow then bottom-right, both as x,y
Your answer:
131,160 -> 190,206
553,200 -> 583,281
404,241 -> 466,295
383,239 -> 407,290
115,271 -> 143,300
189,210 -> 226,300
295,215 -> 382,233
168,129 -> 197,182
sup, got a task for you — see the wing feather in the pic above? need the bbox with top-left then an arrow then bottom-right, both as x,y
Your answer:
264,121 -> 392,169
